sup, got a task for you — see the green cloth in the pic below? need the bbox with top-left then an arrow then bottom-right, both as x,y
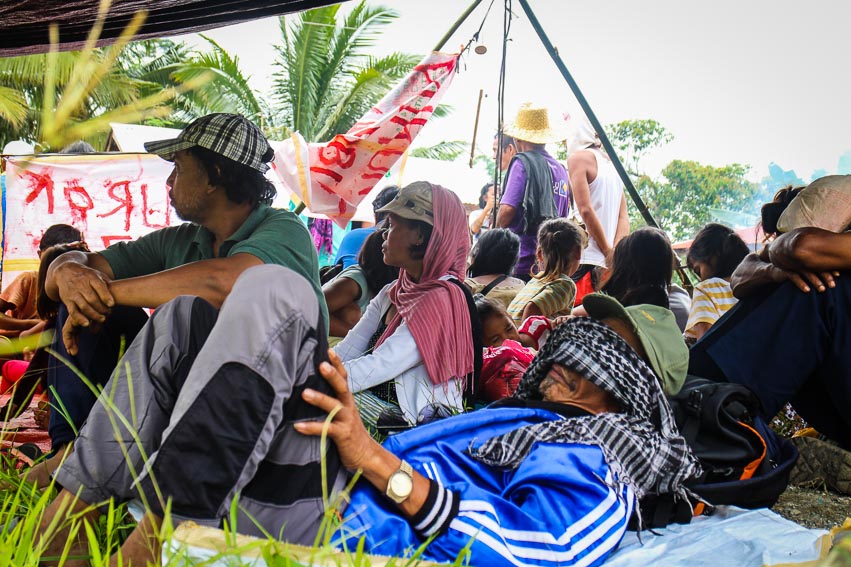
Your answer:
336,265 -> 372,313
99,205 -> 328,325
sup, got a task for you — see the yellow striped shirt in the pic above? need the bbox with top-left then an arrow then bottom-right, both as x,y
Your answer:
685,277 -> 738,338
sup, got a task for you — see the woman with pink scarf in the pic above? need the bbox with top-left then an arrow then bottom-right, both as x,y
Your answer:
335,181 -> 475,428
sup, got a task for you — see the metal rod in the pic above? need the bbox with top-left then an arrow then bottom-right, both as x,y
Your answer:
516,0 -> 692,289
469,89 -> 484,168
434,0 -> 487,52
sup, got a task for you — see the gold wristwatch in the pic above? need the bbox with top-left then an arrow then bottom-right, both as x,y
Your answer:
385,460 -> 414,504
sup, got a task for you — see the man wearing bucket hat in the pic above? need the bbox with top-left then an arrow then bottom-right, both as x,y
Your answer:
37,113 -> 325,464
496,103 -> 571,280
566,113 -> 630,304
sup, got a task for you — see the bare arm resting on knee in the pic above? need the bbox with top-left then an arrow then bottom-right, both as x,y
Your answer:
45,249 -> 262,354
731,229 -> 843,299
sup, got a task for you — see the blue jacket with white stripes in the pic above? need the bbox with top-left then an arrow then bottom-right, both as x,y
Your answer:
337,406 -> 636,566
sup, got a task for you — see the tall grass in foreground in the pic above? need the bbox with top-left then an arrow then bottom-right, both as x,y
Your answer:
0,347 -> 468,566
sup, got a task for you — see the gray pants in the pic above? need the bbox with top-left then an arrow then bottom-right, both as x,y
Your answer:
55,265 -> 347,544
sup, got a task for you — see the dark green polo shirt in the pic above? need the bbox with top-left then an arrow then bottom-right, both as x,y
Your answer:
99,205 -> 328,324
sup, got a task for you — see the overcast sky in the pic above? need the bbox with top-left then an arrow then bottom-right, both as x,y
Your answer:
184,0 -> 851,182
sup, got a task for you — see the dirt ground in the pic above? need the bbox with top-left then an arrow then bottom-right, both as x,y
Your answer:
772,484 -> 851,530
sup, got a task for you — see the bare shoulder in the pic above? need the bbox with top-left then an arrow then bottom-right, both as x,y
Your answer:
567,149 -> 596,170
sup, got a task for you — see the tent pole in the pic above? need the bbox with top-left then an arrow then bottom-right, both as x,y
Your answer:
516,0 -> 692,288
434,0 -> 486,51
515,0 -> 654,227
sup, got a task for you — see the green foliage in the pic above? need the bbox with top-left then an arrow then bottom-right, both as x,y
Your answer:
0,50 -> 150,149
640,160 -> 759,241
271,1 -> 421,142
409,140 -> 468,161
604,118 -> 761,241
605,118 -> 673,177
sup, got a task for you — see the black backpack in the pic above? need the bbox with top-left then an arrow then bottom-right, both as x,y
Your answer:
633,376 -> 799,529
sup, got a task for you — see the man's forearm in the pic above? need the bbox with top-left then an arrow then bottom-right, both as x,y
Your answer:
108,254 -> 262,309
730,253 -> 779,298
770,228 -> 851,272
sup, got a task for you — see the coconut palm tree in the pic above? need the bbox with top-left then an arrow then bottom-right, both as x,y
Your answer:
270,1 -> 421,142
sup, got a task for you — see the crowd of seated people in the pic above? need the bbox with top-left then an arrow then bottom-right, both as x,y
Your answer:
13,111 -> 851,566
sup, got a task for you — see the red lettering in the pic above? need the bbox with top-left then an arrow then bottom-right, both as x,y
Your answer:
317,138 -> 356,169
97,180 -> 134,231
141,183 -> 170,229
310,167 -> 344,183
101,235 -> 133,248
63,180 -> 94,223
23,171 -> 55,214
363,148 -> 404,181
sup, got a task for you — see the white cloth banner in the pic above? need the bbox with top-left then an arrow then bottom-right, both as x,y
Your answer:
273,52 -> 459,227
2,154 -> 175,287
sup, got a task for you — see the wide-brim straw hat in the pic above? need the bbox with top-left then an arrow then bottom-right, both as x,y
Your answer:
504,102 -> 569,144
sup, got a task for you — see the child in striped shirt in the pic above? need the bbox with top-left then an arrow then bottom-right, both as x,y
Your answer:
684,223 -> 750,341
507,218 -> 585,325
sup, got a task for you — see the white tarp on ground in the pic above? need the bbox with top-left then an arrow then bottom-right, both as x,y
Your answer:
163,506 -> 829,567
605,507 -> 828,567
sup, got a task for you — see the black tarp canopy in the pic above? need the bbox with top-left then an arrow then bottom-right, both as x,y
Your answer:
0,0 -> 340,57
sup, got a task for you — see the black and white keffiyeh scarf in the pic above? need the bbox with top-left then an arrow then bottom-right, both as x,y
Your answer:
470,317 -> 702,501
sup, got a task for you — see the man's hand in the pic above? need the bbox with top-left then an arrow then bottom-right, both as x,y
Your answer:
769,264 -> 837,294
295,349 -> 382,472
53,262 -> 115,355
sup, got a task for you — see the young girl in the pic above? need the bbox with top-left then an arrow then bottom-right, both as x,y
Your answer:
684,223 -> 749,341
507,218 -> 584,325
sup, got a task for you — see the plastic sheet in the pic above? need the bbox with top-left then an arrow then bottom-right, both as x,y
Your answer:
604,506 -> 829,567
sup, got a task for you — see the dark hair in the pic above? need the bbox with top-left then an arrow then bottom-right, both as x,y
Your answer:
37,241 -> 90,320
358,226 -> 399,295
494,133 -> 516,149
187,146 -> 276,207
534,218 -> 585,281
372,185 -> 400,223
475,294 -> 506,326
406,218 -> 433,260
687,223 -> 749,279
761,185 -> 805,236
468,228 -> 520,277
478,183 -> 494,209
601,227 -> 674,308
59,140 -> 96,154
39,224 -> 83,251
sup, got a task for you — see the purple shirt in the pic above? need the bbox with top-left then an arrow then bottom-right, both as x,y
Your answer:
500,149 -> 570,277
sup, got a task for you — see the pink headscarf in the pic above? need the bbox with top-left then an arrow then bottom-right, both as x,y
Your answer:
377,183 -> 474,385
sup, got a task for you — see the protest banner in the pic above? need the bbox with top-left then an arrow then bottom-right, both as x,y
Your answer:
1,154 -> 175,289
273,52 -> 459,227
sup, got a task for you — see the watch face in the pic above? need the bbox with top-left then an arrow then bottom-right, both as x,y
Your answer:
390,471 -> 413,497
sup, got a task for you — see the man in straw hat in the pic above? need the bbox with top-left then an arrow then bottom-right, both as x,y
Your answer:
565,113 -> 630,303
496,103 -> 571,280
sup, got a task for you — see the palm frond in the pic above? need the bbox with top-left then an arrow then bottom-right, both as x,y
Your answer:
166,36 -> 265,122
0,86 -> 29,128
313,52 -> 421,141
410,140 -> 468,161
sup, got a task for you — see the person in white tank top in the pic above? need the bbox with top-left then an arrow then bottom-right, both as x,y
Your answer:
566,115 -> 629,268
